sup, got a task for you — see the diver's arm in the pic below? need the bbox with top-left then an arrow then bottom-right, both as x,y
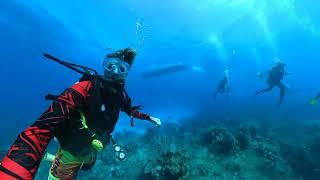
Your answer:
122,90 -> 161,126
0,81 -> 91,179
121,91 -> 151,120
129,108 -> 161,126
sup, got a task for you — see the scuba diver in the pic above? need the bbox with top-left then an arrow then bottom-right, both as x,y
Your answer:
0,48 -> 161,180
213,69 -> 231,102
256,61 -> 290,105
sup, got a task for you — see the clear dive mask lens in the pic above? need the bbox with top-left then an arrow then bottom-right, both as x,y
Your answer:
103,58 -> 130,80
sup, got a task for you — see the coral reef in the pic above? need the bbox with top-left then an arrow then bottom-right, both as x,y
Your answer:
144,152 -> 189,180
202,125 -> 238,155
35,114 -> 320,180
159,152 -> 189,179
236,122 -> 258,150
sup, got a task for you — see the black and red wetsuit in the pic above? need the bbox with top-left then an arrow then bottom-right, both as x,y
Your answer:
0,80 -> 151,179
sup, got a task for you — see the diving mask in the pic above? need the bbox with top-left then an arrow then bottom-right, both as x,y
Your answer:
103,58 -> 130,81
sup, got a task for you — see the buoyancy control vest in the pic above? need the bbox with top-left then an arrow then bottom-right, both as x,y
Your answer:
84,77 -> 126,135
43,53 -> 129,155
47,77 -> 127,155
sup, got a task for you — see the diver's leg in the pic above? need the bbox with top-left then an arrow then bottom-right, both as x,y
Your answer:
49,149 -> 80,180
221,86 -> 226,93
213,87 -> 223,102
256,84 -> 275,95
277,82 -> 286,105
49,149 -> 96,180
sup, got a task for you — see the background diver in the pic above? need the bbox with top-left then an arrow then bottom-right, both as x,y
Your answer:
0,48 -> 161,180
213,69 -> 231,102
256,61 -> 291,105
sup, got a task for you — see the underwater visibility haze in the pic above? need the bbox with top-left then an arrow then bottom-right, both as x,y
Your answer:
0,0 -> 320,179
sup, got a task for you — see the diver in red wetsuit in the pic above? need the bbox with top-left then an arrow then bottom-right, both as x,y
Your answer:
0,48 -> 161,180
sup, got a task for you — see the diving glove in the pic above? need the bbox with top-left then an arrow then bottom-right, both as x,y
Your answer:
150,116 -> 161,126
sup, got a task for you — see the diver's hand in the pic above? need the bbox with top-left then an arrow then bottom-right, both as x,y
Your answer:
150,116 -> 161,126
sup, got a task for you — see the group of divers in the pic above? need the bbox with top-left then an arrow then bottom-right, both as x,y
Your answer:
0,48 -> 319,180
214,61 -> 320,106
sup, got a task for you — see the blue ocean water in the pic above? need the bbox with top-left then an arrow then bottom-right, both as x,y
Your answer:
0,0 -> 320,179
